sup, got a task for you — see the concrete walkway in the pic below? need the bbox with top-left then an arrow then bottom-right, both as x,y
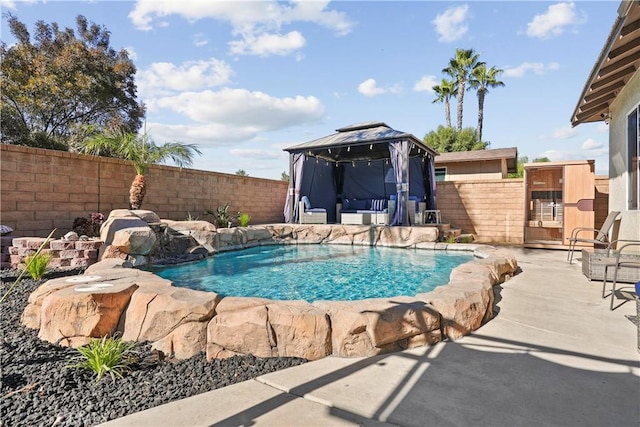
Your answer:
101,247 -> 640,427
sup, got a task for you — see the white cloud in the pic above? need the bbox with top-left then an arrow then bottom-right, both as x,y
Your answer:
0,0 -> 16,10
358,78 -> 401,97
193,33 -> 209,47
526,2 -> 584,39
541,126 -> 577,140
432,4 -> 469,43
503,62 -> 560,78
154,88 -> 325,129
228,31 -> 305,56
137,59 -> 233,97
129,0 -> 352,56
413,75 -> 438,93
144,122 -> 255,146
124,46 -> 137,61
229,148 -> 283,160
581,138 -> 602,150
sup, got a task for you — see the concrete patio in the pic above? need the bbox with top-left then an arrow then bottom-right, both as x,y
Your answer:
100,247 -> 640,427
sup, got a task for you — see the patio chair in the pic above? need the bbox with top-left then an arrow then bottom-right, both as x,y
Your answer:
298,196 -> 327,224
567,211 -> 620,264
602,240 -> 640,310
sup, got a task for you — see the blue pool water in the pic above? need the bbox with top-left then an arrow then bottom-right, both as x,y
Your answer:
148,244 -> 473,302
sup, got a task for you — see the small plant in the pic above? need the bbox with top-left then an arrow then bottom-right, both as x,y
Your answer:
72,212 -> 104,237
69,335 -> 137,382
444,235 -> 457,244
0,229 -> 56,304
23,252 -> 52,280
206,203 -> 234,228
186,211 -> 199,221
237,212 -> 251,227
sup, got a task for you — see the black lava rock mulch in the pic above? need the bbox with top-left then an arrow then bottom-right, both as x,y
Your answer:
0,275 -> 307,427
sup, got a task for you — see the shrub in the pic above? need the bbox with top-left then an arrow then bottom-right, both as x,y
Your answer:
69,335 -> 137,382
72,212 -> 104,237
23,252 -> 52,280
237,212 -> 251,227
206,203 -> 234,228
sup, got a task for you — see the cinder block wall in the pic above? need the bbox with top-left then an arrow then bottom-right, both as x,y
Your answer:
436,178 -> 609,244
437,179 -> 526,244
1,144 -> 288,237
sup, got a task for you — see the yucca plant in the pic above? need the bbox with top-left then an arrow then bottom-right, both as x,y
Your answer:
23,252 -> 52,280
69,335 -> 137,382
238,212 -> 251,227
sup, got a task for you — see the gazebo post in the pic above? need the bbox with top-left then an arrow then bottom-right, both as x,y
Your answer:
287,153 -> 295,223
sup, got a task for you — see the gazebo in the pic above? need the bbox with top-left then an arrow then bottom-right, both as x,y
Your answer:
283,121 -> 438,225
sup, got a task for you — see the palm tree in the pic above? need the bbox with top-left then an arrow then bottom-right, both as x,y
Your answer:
443,48 -> 483,131
83,129 -> 202,209
468,64 -> 504,143
432,78 -> 457,128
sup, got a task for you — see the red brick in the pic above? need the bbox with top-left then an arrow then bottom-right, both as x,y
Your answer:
60,249 -> 81,259
49,258 -> 71,268
50,240 -> 76,250
75,240 -> 103,250
71,258 -> 91,267
84,249 -> 99,260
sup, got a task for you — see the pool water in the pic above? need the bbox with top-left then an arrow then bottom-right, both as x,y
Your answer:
148,244 -> 473,302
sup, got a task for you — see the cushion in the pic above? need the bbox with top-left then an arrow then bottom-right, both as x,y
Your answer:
371,199 -> 386,211
350,199 -> 369,210
301,196 -> 311,210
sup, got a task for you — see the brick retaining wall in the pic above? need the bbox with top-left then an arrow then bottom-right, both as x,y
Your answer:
1,144 -> 288,237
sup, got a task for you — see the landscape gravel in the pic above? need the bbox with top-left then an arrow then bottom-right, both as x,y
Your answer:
0,273 -> 308,427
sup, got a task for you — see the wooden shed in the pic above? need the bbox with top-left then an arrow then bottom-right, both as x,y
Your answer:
524,160 -> 596,248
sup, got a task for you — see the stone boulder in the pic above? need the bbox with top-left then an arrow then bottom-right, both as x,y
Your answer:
112,226 -> 157,255
162,219 -> 217,253
131,210 -> 161,224
206,299 -> 331,360
266,302 -> 332,360
207,304 -> 275,358
37,282 -> 138,347
122,286 -> 220,343
152,322 -> 208,359
314,297 -> 441,357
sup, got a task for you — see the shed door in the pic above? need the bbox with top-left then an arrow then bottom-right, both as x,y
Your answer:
562,163 -> 595,246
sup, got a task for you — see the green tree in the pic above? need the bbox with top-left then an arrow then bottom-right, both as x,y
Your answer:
509,156 -> 551,178
281,171 -> 290,182
443,48 -> 483,131
468,64 -> 505,143
235,169 -> 248,176
424,125 -> 489,153
0,14 -> 144,148
432,78 -> 457,128
82,128 -> 201,209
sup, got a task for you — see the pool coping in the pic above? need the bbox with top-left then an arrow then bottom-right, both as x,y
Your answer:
22,224 -> 519,361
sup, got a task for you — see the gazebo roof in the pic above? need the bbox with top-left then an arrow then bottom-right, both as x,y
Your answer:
283,121 -> 437,162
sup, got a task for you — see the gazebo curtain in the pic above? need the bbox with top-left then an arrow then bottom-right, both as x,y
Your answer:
389,140 -> 409,225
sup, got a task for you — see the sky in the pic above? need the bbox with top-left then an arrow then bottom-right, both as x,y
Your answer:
0,0 -> 618,179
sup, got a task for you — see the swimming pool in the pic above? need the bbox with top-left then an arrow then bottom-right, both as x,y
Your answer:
148,244 -> 473,301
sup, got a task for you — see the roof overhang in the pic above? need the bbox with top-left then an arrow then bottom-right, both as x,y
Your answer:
571,0 -> 640,126
434,147 -> 518,173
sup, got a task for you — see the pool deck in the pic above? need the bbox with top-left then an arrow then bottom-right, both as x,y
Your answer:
100,247 -> 640,427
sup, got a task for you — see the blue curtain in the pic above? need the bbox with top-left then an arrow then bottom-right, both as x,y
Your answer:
283,152 -> 306,223
389,140 -> 409,225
